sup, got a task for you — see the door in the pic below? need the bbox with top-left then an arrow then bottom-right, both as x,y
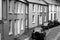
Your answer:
38,15 -> 42,25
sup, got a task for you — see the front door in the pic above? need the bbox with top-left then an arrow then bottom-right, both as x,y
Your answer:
38,15 -> 42,25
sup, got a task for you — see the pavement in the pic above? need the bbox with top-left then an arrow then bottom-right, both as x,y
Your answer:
45,25 -> 60,40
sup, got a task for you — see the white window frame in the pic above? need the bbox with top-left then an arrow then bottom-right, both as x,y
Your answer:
8,20 -> 13,35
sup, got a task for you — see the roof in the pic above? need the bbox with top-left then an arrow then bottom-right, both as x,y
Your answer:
16,0 -> 27,3
44,0 -> 60,5
26,0 -> 47,5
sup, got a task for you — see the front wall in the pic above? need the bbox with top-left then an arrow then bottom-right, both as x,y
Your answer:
29,4 -> 37,28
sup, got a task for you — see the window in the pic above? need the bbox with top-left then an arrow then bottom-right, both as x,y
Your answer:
0,0 -> 2,20
44,6 -> 47,12
9,0 -> 14,13
52,5 -> 54,12
54,5 -> 57,12
26,5 -> 28,14
51,14 -> 52,20
39,5 -> 41,12
32,4 -> 35,12
21,19 -> 24,30
9,20 -> 13,35
14,20 -> 20,35
37,5 -> 39,12
14,20 -> 17,35
40,6 -> 43,12
21,3 -> 24,13
18,2 -> 21,13
32,15 -> 35,23
14,2 -> 18,13
49,5 -> 52,12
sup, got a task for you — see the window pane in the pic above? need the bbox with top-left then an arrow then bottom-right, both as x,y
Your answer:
17,20 -> 20,34
32,15 -> 35,23
14,2 -> 18,13
39,5 -> 41,12
40,6 -> 43,12
14,20 -> 20,35
21,19 -> 24,30
9,0 -> 14,13
18,2 -> 21,13
33,4 -> 34,11
44,6 -> 47,12
9,20 -> 13,35
14,20 -> 17,35
26,5 -> 28,14
49,5 -> 52,12
21,3 -> 25,13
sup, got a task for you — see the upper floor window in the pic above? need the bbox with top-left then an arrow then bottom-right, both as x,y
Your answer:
39,5 -> 41,12
32,4 -> 36,12
37,5 -> 39,12
26,5 -> 28,14
21,3 -> 25,13
9,0 -> 14,13
14,2 -> 18,13
54,5 -> 57,12
44,6 -> 47,12
40,6 -> 43,12
18,2 -> 21,13
49,5 -> 52,12
8,20 -> 13,35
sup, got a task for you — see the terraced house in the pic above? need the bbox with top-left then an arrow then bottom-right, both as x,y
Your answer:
44,0 -> 60,22
0,0 -> 60,40
27,0 -> 48,28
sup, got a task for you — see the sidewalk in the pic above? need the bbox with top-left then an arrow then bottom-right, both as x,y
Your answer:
45,25 -> 60,40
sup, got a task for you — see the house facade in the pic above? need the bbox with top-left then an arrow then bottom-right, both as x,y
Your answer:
27,0 -> 48,28
44,0 -> 60,22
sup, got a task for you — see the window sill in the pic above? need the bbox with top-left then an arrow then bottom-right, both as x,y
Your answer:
8,32 -> 13,36
32,22 -> 35,24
